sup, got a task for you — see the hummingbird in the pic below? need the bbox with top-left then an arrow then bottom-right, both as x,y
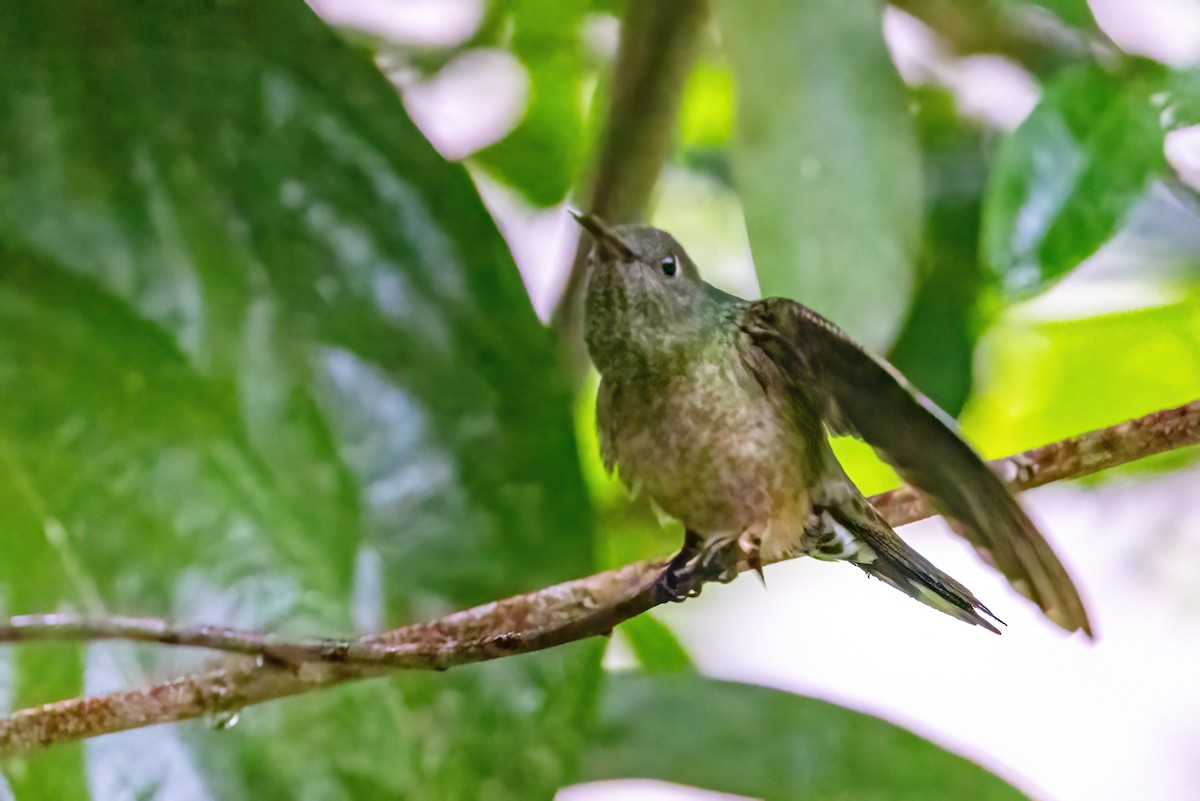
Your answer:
572,211 -> 1091,636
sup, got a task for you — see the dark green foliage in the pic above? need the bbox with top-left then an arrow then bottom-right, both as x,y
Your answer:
583,674 -> 1026,800
888,86 -> 992,416
0,1 -> 595,797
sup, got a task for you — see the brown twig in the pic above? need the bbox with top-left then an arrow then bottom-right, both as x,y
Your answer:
1,399 -> 1197,754
552,0 -> 709,378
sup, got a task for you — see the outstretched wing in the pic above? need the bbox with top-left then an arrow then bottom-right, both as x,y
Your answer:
743,297 -> 1092,636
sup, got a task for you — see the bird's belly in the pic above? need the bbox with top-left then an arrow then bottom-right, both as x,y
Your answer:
604,359 -> 811,547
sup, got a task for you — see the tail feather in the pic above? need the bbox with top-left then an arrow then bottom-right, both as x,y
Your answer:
824,503 -> 1004,634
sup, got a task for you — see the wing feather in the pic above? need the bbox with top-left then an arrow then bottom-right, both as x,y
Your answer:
743,298 -> 1092,636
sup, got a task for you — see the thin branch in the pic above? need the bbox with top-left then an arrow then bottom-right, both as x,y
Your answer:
1,399 -> 1197,754
0,563 -> 665,755
552,0 -> 709,378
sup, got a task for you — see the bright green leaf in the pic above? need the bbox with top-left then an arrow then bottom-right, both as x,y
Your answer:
679,61 -> 735,151
617,614 -> 694,674
963,294 -> 1200,463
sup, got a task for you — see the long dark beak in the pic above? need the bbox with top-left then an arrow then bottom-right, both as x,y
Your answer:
568,208 -> 635,260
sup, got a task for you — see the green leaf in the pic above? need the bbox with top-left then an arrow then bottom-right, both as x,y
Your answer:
617,614 -> 694,674
963,294 -> 1200,463
0,0 -> 596,797
888,86 -> 992,417
711,0 -> 923,349
582,674 -> 1026,800
679,61 -> 735,152
472,0 -> 589,206
997,0 -> 1098,31
982,61 -> 1200,296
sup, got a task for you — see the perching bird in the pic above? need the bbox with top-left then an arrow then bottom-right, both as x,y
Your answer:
573,211 -> 1091,636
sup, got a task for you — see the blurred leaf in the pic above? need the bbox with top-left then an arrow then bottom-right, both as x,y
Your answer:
617,614 -> 693,674
1035,0 -> 1095,29
982,61 -> 1200,297
831,436 -> 902,497
575,373 -> 627,510
472,0 -> 589,205
0,0 -> 597,798
712,0 -> 922,349
582,674 -> 1026,800
0,439 -> 87,801
997,0 -> 1098,31
889,86 -> 992,417
678,61 -> 734,151
963,295 -> 1200,463
678,60 -> 736,186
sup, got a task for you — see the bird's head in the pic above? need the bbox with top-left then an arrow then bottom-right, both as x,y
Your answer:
572,211 -> 719,375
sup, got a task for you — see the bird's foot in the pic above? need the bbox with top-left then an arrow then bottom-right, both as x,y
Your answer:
656,530 -> 705,603
655,566 -> 703,603
697,534 -> 741,584
655,529 -> 764,602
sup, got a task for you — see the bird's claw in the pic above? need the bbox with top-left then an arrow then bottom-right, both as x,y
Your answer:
656,531 -> 705,602
655,529 -> 760,602
656,561 -> 703,602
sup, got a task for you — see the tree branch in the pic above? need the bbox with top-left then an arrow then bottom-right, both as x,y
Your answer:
1,399 -> 1197,754
552,0 -> 709,378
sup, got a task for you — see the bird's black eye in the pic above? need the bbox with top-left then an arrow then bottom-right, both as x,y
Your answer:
661,254 -> 679,277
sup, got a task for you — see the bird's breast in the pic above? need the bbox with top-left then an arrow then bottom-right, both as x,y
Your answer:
597,342 -> 812,539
